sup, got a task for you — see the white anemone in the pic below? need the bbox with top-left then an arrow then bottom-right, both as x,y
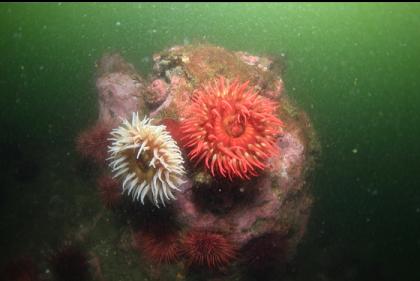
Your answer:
108,112 -> 185,207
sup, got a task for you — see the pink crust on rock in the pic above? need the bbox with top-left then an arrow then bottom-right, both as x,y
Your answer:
174,177 -> 282,245
145,79 -> 169,107
180,76 -> 284,180
96,72 -> 142,125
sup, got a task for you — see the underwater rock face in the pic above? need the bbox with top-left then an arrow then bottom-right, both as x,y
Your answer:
76,44 -> 319,280
144,78 -> 170,108
95,53 -> 145,126
75,54 -> 146,166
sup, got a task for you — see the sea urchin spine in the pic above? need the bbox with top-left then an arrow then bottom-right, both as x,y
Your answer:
182,230 -> 236,269
134,230 -> 181,264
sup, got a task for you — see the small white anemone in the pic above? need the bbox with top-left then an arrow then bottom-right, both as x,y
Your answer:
108,112 -> 186,207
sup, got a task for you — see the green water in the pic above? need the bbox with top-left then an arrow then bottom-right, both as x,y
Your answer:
1,3 -> 420,281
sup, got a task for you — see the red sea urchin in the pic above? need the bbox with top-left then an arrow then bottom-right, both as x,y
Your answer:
76,122 -> 113,165
182,230 -> 236,269
181,76 -> 283,180
134,230 -> 181,264
2,256 -> 39,281
96,174 -> 122,209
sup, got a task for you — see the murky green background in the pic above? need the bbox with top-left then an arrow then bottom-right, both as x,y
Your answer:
1,3 -> 419,281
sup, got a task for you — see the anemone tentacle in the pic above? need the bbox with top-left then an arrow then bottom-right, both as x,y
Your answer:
181,77 -> 283,180
108,112 -> 185,207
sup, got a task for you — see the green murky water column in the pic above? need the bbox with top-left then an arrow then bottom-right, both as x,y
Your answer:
1,3 -> 420,280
